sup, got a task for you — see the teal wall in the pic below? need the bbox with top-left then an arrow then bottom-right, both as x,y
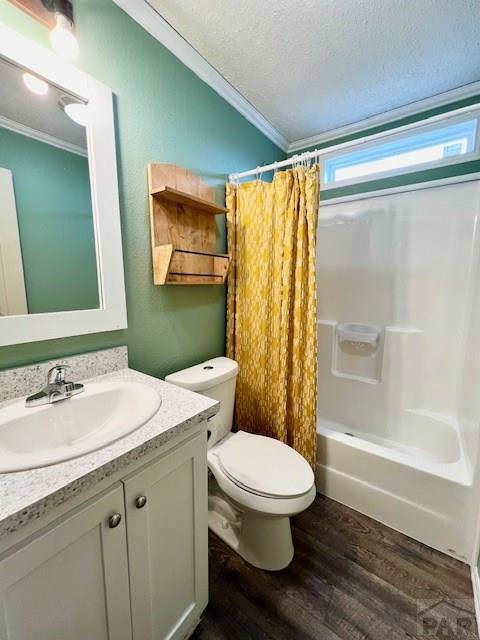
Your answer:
294,96 -> 480,201
0,127 -> 98,313
0,0 -> 283,374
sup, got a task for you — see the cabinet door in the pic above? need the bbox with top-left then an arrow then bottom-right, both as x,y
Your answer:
0,484 -> 132,640
124,432 -> 208,640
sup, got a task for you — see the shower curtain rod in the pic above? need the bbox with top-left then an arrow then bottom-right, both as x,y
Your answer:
229,102 -> 480,182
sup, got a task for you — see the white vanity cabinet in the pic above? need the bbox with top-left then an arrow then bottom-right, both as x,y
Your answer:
0,430 -> 208,640
124,433 -> 208,640
0,484 -> 132,640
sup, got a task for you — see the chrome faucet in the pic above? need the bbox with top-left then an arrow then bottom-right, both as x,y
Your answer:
25,365 -> 84,408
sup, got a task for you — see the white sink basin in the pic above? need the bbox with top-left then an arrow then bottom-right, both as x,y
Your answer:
0,382 -> 161,473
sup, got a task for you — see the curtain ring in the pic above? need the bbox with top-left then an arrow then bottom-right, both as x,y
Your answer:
255,166 -> 261,182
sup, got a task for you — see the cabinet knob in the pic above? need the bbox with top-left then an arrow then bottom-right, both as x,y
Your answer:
108,513 -> 122,528
135,495 -> 147,509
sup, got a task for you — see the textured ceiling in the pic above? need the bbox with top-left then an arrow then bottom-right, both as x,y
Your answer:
149,0 -> 480,143
0,58 -> 87,149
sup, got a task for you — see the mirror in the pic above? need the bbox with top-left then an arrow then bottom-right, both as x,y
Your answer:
0,56 -> 99,316
0,24 -> 126,346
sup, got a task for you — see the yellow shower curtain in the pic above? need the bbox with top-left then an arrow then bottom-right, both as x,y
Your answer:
226,165 -> 319,467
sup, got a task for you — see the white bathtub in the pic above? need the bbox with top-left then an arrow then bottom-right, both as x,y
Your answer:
315,182 -> 480,563
316,415 -> 473,561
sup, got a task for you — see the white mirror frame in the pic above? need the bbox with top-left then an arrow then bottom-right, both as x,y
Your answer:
0,24 -> 127,346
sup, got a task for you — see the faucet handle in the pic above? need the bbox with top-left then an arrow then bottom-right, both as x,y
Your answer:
47,365 -> 70,385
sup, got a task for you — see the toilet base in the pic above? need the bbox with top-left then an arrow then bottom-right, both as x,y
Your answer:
237,512 -> 294,571
208,492 -> 294,571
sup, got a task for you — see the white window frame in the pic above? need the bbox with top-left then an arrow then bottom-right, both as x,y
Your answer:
320,110 -> 480,190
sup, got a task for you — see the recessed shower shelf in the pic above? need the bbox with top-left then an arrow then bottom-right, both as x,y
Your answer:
337,323 -> 381,346
333,322 -> 385,384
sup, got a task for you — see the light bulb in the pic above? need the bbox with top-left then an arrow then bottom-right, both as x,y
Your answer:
63,102 -> 88,126
23,73 -> 49,95
50,13 -> 79,61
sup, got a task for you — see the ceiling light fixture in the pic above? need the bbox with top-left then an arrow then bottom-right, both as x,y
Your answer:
41,0 -> 79,61
22,72 -> 49,96
59,97 -> 88,126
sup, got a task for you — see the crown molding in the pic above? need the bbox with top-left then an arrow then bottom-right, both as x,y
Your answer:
288,81 -> 480,153
112,0 -> 288,152
112,1 -> 480,158
0,114 -> 88,157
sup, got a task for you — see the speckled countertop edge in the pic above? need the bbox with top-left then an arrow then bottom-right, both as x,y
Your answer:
0,367 -> 218,539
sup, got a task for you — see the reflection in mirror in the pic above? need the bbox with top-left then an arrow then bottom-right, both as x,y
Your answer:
0,56 -> 99,317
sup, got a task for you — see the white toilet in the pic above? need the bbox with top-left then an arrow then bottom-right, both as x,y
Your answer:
165,356 -> 316,571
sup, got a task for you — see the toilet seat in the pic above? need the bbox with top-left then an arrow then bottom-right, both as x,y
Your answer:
217,431 -> 314,499
208,432 -> 316,518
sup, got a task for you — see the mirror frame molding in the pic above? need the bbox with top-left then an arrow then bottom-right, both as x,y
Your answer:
0,24 -> 127,346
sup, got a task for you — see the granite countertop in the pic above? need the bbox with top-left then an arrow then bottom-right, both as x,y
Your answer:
0,367 -> 219,539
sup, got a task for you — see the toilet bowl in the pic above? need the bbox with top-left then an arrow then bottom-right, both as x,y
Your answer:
165,357 -> 316,570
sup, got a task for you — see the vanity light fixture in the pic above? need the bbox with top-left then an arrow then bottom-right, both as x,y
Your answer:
59,96 -> 88,126
22,72 -> 49,95
41,0 -> 79,61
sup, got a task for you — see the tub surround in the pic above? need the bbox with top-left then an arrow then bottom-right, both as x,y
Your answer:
0,347 -> 218,540
315,181 -> 480,564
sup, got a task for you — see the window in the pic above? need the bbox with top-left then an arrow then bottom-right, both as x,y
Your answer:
323,114 -> 479,188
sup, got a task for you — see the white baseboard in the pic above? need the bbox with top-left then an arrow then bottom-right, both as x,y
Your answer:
471,566 -> 480,638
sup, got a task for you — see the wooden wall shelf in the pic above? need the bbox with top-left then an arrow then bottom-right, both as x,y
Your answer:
151,187 -> 228,215
148,164 -> 231,285
153,245 -> 230,285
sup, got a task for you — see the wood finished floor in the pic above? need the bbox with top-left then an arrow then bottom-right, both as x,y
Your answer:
192,495 -> 478,640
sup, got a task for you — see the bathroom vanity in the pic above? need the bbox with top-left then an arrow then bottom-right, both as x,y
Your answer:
0,348 -> 218,640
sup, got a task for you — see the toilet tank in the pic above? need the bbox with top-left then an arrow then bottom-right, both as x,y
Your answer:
165,357 -> 238,446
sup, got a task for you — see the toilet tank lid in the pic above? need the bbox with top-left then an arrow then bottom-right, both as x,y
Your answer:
165,357 -> 238,391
